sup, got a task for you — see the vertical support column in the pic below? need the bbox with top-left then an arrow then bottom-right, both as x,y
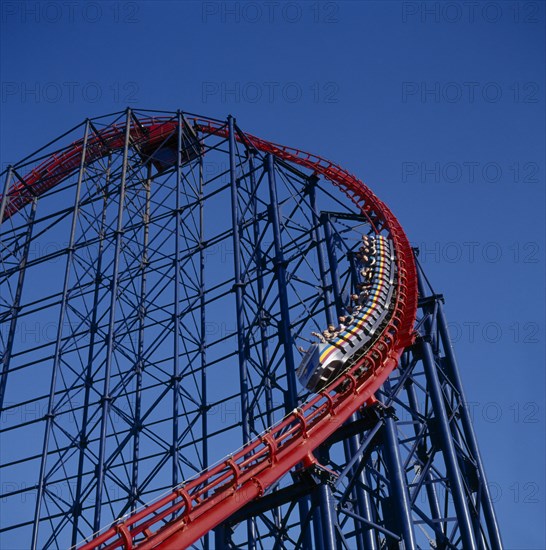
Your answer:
416,262 -> 499,548
198,134 -> 210,550
312,495 -> 325,550
198,140 -> 208,468
0,165 -> 13,230
0,169 -> 35,412
248,150 -> 280,535
171,112 -> 185,488
214,524 -> 227,549
33,120 -> 90,549
266,153 -> 312,548
420,339 -> 478,549
404,378 -> 444,541
322,210 -> 377,549
344,430 -> 378,550
318,484 -> 337,550
71,153 -> 112,545
265,153 -> 298,408
348,252 -> 361,297
93,109 -> 132,533
228,116 -> 250,445
131,161 -> 152,512
416,256 -> 428,298
248,150 -> 275,430
228,117 -> 255,549
307,177 -> 334,326
321,214 -> 344,318
0,167 -> 14,406
437,303 -> 503,550
308,177 -> 343,549
0,199 -> 36,392
381,380 -> 417,549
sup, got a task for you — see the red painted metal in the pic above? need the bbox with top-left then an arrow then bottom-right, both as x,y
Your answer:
1,116 -> 418,550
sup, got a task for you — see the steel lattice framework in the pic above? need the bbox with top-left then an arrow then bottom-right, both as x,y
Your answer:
0,109 -> 502,550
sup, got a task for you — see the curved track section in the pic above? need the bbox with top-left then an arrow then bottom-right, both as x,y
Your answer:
296,235 -> 396,392
0,113 -> 417,549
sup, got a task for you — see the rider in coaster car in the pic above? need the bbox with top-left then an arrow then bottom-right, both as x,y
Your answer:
340,313 -> 354,325
311,331 -> 326,343
323,325 -> 337,341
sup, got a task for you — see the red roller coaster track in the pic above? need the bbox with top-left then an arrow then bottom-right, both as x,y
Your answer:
1,116 -> 418,550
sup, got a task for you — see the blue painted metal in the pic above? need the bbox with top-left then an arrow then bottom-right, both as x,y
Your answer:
228,116 -> 256,550
321,209 -> 378,549
382,388 -> 417,548
228,115 -> 251,445
307,177 -> 334,327
0,165 -> 13,227
0,111 -> 502,550
404,377 -> 443,535
128,162 -> 150,513
198,139 -> 210,550
420,336 -> 477,549
265,153 -> 298,409
33,119 -> 90,549
171,111 -> 184,488
321,213 -> 344,318
318,483 -> 337,550
248,149 -> 275,432
437,303 -> 503,549
93,110 -> 132,533
312,489 -> 325,550
0,166 -> 31,411
71,153 -> 112,545
203,217 -> 503,550
265,152 -> 313,549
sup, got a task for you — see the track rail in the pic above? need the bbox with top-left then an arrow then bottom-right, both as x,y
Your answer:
0,114 -> 418,549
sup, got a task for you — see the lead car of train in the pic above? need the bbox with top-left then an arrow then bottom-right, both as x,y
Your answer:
296,235 -> 397,392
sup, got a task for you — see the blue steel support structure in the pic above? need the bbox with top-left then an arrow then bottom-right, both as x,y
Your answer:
0,110 -> 502,550
32,118 -> 91,549
171,111 -> 183,490
0,167 -> 20,410
228,116 -> 257,549
265,153 -> 298,410
198,131 -> 210,550
419,336 -> 477,549
321,211 -> 381,549
265,153 -> 312,549
382,378 -> 417,548
92,110 -> 131,534
72,152 -> 112,544
436,303 -> 503,549
214,245 -> 503,549
228,116 -> 251,448
0,191 -> 36,412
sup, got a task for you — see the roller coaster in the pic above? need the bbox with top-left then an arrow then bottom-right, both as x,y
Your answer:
0,109 -> 502,549
296,235 -> 396,393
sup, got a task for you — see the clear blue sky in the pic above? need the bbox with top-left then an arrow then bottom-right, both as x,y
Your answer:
1,1 -> 544,548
